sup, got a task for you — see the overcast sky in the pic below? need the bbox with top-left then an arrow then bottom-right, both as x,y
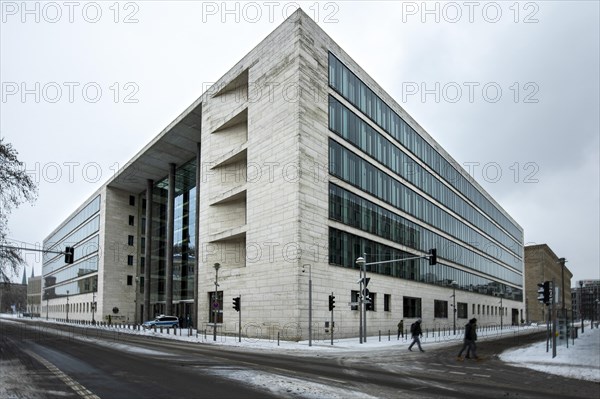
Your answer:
1,1 -> 598,285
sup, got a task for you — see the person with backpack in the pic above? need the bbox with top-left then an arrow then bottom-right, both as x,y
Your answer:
408,319 -> 424,352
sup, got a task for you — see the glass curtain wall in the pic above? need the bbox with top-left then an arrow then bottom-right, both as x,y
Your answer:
149,159 -> 196,317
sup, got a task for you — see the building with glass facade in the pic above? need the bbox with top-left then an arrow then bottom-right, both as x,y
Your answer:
41,10 -> 524,338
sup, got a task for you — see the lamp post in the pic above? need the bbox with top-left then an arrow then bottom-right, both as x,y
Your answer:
499,296 -> 503,330
451,280 -> 457,335
213,263 -> 220,342
592,299 -> 600,327
356,256 -> 366,343
579,281 -> 584,333
91,291 -> 96,325
302,264 -> 312,347
66,290 -> 69,322
45,292 -> 49,320
558,258 -> 566,317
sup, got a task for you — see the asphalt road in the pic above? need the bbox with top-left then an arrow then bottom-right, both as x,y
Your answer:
1,318 -> 599,399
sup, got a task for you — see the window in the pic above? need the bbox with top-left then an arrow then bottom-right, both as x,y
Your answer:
477,304 -> 481,315
139,277 -> 145,293
403,296 -> 421,318
127,275 -> 133,286
140,257 -> 145,273
434,300 -> 448,318
457,302 -> 468,319
208,291 -> 223,323
127,255 -> 134,266
384,294 -> 391,312
129,195 -> 135,206
472,304 -> 475,315
129,215 -> 134,226
127,235 -> 134,246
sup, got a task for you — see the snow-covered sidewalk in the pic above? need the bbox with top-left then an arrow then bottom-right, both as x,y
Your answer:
500,325 -> 600,382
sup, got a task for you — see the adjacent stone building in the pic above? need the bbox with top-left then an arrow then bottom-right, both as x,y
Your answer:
26,269 -> 42,316
524,244 -> 572,323
572,280 -> 600,322
42,10 -> 525,339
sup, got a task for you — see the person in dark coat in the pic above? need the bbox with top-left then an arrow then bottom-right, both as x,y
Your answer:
457,318 -> 478,360
397,319 -> 404,340
408,319 -> 424,352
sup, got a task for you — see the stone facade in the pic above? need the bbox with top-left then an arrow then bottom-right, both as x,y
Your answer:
524,244 -> 572,323
41,10 -> 525,339
26,275 -> 42,315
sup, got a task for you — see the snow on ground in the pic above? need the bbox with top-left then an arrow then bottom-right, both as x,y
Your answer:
204,369 -> 381,399
3,313 -> 600,393
500,325 -> 600,382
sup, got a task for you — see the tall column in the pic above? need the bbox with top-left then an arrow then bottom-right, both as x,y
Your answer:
143,179 -> 153,322
166,163 -> 176,315
194,142 -> 201,328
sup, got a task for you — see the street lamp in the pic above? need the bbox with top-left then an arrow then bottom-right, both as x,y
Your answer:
499,296 -> 503,330
356,256 -> 366,344
558,258 -> 566,318
592,299 -> 600,327
213,263 -> 220,342
302,264 -> 312,347
45,291 -> 49,320
451,280 -> 457,335
579,281 -> 584,333
91,291 -> 96,325
66,290 -> 69,322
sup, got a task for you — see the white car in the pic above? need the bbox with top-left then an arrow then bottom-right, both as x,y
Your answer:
142,315 -> 179,329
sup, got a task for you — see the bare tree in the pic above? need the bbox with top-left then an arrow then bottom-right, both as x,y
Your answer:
0,137 -> 37,282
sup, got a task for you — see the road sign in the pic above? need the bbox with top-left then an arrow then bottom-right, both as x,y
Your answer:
212,302 -> 220,309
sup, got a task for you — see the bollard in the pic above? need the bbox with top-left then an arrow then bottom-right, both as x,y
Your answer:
277,331 -> 280,346
388,330 -> 390,341
379,330 -> 381,342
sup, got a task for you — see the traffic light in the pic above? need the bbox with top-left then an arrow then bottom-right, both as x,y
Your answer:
537,281 -> 550,305
365,289 -> 372,311
328,295 -> 335,311
64,246 -> 74,264
232,296 -> 241,312
428,248 -> 437,265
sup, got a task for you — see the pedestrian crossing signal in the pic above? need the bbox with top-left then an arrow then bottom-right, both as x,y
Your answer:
233,296 -> 241,312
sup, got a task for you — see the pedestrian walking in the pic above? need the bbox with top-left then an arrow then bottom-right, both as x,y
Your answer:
397,319 -> 404,340
457,318 -> 478,360
408,319 -> 424,352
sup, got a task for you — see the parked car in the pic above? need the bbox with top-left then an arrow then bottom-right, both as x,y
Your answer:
142,315 -> 179,329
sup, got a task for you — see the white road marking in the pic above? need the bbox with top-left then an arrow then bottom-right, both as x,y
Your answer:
23,350 -> 100,399
473,374 -> 491,378
449,371 -> 466,375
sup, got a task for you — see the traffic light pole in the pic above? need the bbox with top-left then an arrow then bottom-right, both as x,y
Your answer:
356,250 -> 436,344
362,252 -> 367,343
331,291 -> 334,346
0,245 -> 69,257
238,295 -> 241,343
552,279 -> 557,358
359,274 -> 363,344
